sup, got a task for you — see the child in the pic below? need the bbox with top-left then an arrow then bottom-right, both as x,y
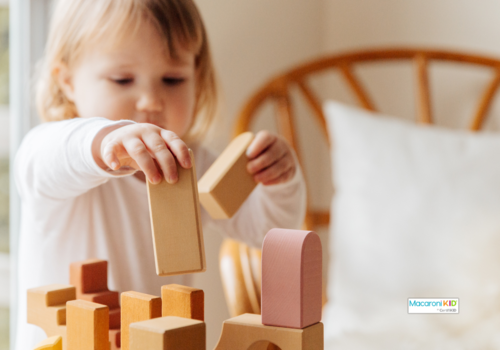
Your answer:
14,0 -> 306,348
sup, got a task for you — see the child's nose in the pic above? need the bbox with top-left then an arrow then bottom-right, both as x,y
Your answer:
136,90 -> 163,113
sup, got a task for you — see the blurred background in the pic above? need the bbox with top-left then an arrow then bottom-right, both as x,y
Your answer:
4,0 -> 500,349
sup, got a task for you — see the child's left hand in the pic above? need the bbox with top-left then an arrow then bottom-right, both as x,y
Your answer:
246,131 -> 297,186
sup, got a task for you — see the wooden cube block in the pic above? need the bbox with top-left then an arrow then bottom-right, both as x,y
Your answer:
261,229 -> 322,329
67,300 -> 109,350
70,259 -> 108,296
161,284 -> 204,321
147,149 -> 206,276
198,132 -> 256,219
121,291 -> 162,350
129,316 -> 205,350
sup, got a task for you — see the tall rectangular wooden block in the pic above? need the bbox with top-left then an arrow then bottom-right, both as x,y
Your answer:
121,291 -> 162,350
70,259 -> 109,296
147,149 -> 206,276
262,229 -> 322,329
67,300 -> 109,350
129,316 -> 205,350
161,284 -> 204,321
198,132 -> 256,219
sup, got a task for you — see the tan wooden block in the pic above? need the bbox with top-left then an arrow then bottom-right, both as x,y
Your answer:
161,284 -> 204,321
262,229 -> 322,329
27,284 -> 76,350
198,132 -> 256,219
67,300 -> 109,350
70,259 -> 109,296
147,149 -> 206,276
34,336 -> 62,350
121,291 -> 162,350
129,316 -> 205,350
214,314 -> 323,350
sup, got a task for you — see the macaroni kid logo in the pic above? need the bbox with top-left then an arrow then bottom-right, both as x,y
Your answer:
408,298 -> 459,314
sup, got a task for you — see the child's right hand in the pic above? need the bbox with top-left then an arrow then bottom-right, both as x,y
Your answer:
93,123 -> 192,184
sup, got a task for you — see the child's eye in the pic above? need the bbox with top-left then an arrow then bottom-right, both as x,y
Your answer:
163,77 -> 185,86
111,78 -> 133,85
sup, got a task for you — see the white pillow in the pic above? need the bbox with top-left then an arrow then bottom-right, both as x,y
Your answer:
322,101 -> 500,349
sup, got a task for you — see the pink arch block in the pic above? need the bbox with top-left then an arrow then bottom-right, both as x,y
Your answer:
262,228 -> 322,329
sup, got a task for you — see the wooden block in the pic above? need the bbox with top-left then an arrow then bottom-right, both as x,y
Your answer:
198,132 -> 256,219
121,291 -> 162,350
80,291 -> 120,309
27,284 -> 76,350
109,329 -> 121,350
147,149 -> 206,276
109,307 -> 121,329
34,336 -> 63,350
129,316 -> 205,350
67,300 -> 109,350
161,284 -> 204,321
262,229 -> 322,329
213,314 -> 323,350
70,259 -> 109,296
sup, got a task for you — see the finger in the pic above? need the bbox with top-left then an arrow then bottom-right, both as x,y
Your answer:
101,140 -> 124,170
247,141 -> 287,175
143,133 -> 178,184
246,130 -> 277,159
124,138 -> 161,184
161,130 -> 191,168
263,167 -> 296,186
254,154 -> 294,184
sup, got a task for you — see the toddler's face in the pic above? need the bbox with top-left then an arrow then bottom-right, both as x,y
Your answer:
60,21 -> 196,137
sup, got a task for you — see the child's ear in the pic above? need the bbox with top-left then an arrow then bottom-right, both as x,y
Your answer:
54,63 -> 75,102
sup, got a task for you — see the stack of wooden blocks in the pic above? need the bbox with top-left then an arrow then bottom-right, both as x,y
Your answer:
28,133 -> 324,349
29,228 -> 323,350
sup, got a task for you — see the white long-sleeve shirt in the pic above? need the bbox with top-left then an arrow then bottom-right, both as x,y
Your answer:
14,117 -> 306,349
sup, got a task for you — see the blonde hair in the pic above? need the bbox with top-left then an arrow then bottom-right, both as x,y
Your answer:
36,0 -> 217,141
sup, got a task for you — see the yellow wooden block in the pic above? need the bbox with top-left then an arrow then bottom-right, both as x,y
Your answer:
161,284 -> 204,321
147,149 -> 206,276
34,336 -> 62,350
67,300 -> 109,350
198,132 -> 256,219
213,314 -> 323,350
121,291 -> 162,350
129,316 -> 205,350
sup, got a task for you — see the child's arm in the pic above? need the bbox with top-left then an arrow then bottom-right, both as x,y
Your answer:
202,131 -> 307,248
15,117 -> 191,201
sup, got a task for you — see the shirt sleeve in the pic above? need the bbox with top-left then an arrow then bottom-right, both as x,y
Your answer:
14,117 -> 136,202
197,146 -> 307,248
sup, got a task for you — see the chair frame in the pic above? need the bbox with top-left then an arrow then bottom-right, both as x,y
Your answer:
220,47 -> 500,317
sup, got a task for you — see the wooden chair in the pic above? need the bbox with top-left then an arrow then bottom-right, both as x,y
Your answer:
219,47 -> 500,317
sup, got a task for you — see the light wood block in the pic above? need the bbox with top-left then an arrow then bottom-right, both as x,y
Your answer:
67,300 -> 109,350
262,229 -> 322,329
27,284 -> 76,350
34,336 -> 62,350
129,316 -> 205,350
161,284 -> 204,321
121,291 -> 162,350
198,132 -> 256,219
147,149 -> 206,276
70,259 -> 109,296
214,314 -> 323,350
